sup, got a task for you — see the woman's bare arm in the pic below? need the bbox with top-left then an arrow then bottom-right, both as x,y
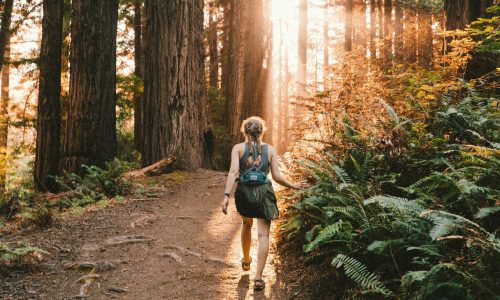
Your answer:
269,146 -> 300,189
222,144 -> 240,214
224,144 -> 240,195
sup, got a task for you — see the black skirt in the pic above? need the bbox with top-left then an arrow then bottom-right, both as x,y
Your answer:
235,181 -> 279,220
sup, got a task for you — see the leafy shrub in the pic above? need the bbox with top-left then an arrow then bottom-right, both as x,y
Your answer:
117,128 -> 141,167
285,29 -> 500,298
52,158 -> 132,209
17,204 -> 53,228
0,241 -> 48,268
208,87 -> 232,170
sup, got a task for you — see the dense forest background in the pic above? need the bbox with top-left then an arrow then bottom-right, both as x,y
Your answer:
0,0 -> 498,298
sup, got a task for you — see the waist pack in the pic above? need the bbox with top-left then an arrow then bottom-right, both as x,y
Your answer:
239,167 -> 268,186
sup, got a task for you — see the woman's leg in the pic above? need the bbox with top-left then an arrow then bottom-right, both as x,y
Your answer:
255,218 -> 271,280
241,216 -> 253,263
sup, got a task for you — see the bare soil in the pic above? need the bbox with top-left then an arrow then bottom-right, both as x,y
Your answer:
0,169 -> 316,299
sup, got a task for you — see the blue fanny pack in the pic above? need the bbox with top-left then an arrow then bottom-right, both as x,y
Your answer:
239,167 -> 268,186
239,143 -> 268,186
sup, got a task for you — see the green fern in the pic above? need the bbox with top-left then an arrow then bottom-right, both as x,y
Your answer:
420,210 -> 493,240
305,220 -> 352,253
401,270 -> 428,295
332,165 -> 352,184
331,254 -> 393,297
364,195 -> 424,216
474,206 -> 500,219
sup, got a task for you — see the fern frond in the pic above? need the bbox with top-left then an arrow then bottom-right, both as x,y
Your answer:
426,263 -> 497,297
420,210 -> 493,239
364,195 -> 424,216
474,206 -> 500,219
304,220 -> 353,253
332,165 -> 352,184
456,179 -> 491,195
325,206 -> 362,220
407,245 -> 443,258
401,270 -> 428,295
331,254 -> 393,296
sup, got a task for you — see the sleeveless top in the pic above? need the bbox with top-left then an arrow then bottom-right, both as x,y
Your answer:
239,143 -> 270,175
235,142 -> 278,220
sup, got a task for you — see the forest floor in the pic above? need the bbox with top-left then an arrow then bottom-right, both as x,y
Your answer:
0,169 -> 317,300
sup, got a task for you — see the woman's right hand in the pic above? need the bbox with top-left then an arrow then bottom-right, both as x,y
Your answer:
221,196 -> 229,214
291,181 -> 307,190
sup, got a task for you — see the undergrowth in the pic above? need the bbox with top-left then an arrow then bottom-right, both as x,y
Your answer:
0,158 -> 132,228
0,241 -> 49,268
284,13 -> 500,299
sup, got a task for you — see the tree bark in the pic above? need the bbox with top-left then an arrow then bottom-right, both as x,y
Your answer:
298,0 -> 308,95
445,0 -> 470,30
222,0 -> 273,145
0,0 -> 13,74
0,0 -> 13,193
142,0 -> 208,169
356,0 -> 367,55
277,21 -> 284,153
345,0 -> 353,52
323,2 -> 329,72
62,0 -> 119,173
394,0 -> 404,62
382,0 -> 392,67
0,38 -> 9,192
34,0 -> 64,192
370,0 -> 376,59
133,0 -> 144,154
377,0 -> 383,60
417,8 -> 433,69
208,4 -> 219,89
403,8 -> 417,63
284,40 -> 290,151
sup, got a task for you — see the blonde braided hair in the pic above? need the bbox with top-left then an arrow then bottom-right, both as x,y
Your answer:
240,116 -> 267,167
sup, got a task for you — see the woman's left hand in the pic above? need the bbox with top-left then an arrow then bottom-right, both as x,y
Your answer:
221,196 -> 229,215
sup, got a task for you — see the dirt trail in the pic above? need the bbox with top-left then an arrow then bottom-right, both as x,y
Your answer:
1,169 -> 293,299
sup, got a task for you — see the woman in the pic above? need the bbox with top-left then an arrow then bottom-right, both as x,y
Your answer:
221,116 -> 301,291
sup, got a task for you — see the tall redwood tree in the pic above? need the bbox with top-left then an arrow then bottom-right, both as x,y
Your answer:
62,0 -> 119,173
34,0 -> 64,191
142,0 -> 209,168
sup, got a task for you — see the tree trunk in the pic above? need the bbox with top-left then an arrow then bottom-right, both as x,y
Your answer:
283,40 -> 290,151
0,38 -> 9,193
356,0 -> 367,55
383,0 -> 392,67
142,0 -> 208,169
479,0 -> 493,17
208,4 -> 219,89
323,2 -> 329,72
394,0 -> 403,62
34,0 -> 64,192
222,0 -> 246,143
345,0 -> 353,52
133,0 -> 144,154
370,0 -> 376,59
0,0 -> 13,193
62,0 -> 119,173
0,0 -> 13,73
298,0 -> 308,95
404,8 -> 417,63
417,9 -> 433,69
264,2 -> 274,145
222,0 -> 273,145
445,0 -> 470,30
240,0 -> 271,122
277,21 -> 284,153
377,0 -> 383,60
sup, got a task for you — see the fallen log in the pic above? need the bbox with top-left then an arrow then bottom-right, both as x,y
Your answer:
124,156 -> 177,179
37,191 -> 79,203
